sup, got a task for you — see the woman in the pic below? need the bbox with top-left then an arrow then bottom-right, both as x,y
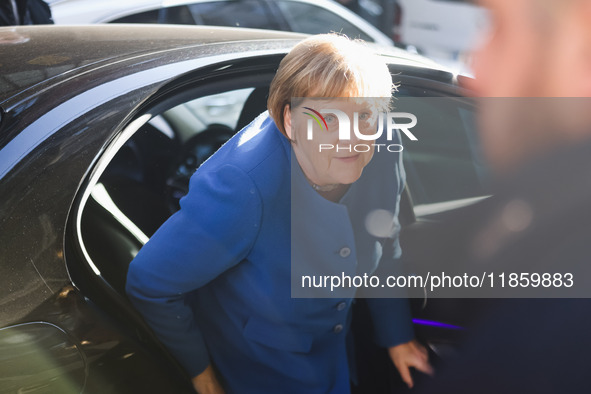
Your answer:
126,34 -> 431,394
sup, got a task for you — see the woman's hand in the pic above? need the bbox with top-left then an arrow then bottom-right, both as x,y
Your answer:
192,365 -> 225,394
388,339 -> 433,389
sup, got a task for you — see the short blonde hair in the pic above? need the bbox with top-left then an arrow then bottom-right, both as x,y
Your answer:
267,34 -> 394,137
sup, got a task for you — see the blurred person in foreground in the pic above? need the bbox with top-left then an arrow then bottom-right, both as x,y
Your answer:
126,34 -> 431,394
415,0 -> 591,393
0,0 -> 53,26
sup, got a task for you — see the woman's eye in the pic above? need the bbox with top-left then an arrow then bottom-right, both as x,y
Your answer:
359,112 -> 370,121
324,115 -> 335,123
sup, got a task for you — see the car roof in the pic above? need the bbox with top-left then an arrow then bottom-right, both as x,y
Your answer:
0,24 -> 306,104
0,24 -> 454,106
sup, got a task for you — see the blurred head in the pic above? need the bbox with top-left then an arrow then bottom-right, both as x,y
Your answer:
471,0 -> 591,174
267,34 -> 393,186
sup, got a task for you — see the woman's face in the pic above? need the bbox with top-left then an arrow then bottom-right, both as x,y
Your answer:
285,98 -> 382,186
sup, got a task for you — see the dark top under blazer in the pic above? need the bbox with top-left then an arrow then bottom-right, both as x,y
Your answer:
126,112 -> 413,393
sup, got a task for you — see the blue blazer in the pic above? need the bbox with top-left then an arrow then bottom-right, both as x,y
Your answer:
126,113 -> 413,393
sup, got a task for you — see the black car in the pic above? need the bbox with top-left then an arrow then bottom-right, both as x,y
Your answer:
0,25 -> 484,393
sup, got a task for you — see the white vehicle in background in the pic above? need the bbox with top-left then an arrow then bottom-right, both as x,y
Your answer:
394,0 -> 488,73
49,0 -> 393,46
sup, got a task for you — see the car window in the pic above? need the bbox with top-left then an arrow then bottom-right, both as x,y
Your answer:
164,89 -> 253,142
188,1 -> 283,30
275,1 -> 374,42
111,6 -> 195,24
395,87 -> 489,215
78,86 -> 261,294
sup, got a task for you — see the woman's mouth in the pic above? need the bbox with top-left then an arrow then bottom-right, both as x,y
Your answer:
334,154 -> 360,163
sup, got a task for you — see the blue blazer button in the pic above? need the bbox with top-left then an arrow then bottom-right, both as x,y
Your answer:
339,247 -> 351,258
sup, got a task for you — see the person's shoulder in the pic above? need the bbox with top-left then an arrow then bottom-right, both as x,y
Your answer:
28,0 -> 54,24
197,112 -> 289,181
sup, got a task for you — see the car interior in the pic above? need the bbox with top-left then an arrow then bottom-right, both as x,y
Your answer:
80,85 -> 270,294
74,61 -> 489,390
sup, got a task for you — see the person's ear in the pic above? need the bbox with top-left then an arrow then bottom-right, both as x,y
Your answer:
283,104 -> 293,140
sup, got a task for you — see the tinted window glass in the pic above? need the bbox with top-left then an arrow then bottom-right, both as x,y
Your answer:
189,1 -> 282,30
276,1 -> 373,42
111,6 -> 195,24
394,90 -> 488,209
